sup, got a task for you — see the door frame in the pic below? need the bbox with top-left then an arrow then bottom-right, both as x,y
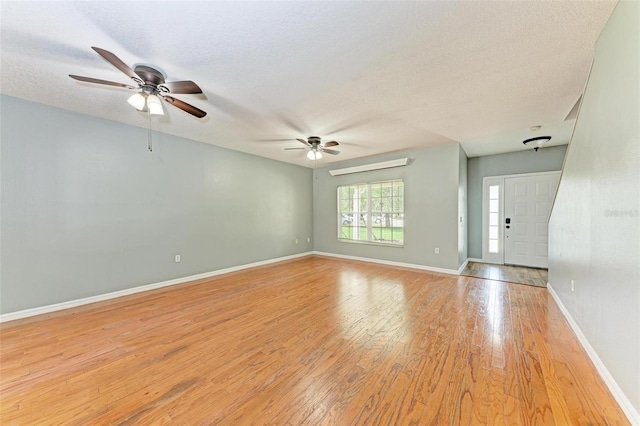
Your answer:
481,171 -> 561,264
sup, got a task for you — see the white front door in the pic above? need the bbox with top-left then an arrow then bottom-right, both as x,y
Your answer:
483,171 -> 560,267
503,173 -> 560,268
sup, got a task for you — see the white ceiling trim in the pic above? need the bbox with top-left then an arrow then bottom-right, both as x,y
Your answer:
329,158 -> 411,176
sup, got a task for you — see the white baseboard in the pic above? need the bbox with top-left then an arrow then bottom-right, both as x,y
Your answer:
468,257 -> 484,263
0,252 -> 313,323
457,259 -> 469,275
547,283 -> 640,425
312,251 -> 460,275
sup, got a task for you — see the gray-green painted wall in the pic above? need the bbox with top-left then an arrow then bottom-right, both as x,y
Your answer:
0,95 -> 313,314
313,143 -> 464,271
549,1 -> 639,417
467,145 -> 567,259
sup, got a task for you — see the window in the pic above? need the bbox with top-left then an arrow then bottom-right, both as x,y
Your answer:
488,184 -> 500,253
338,180 -> 404,246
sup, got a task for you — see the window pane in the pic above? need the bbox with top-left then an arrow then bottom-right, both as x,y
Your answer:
340,199 -> 352,212
391,227 -> 403,243
370,183 -> 382,197
370,197 -> 382,212
337,180 -> 403,245
489,240 -> 499,253
489,199 -> 499,213
489,226 -> 498,239
340,225 -> 353,239
352,226 -> 366,241
393,197 -> 403,213
380,197 -> 392,211
489,185 -> 499,199
358,187 -> 368,211
490,213 -> 498,226
339,186 -> 352,200
372,227 -> 382,242
392,213 -> 404,226
340,213 -> 354,225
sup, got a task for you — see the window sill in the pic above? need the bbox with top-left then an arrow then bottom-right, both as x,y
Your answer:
338,239 -> 404,248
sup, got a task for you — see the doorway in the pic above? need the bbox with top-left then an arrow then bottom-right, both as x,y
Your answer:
482,171 -> 560,268
461,261 -> 548,287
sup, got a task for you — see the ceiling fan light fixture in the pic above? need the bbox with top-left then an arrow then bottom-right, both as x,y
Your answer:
286,136 -> 340,160
523,136 -> 552,151
307,150 -> 322,160
147,94 -> 164,115
127,92 -> 147,111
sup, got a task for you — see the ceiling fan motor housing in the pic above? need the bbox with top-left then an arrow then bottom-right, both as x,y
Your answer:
133,65 -> 166,87
308,136 -> 322,149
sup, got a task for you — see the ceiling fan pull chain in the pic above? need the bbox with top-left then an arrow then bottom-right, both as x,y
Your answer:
147,111 -> 153,152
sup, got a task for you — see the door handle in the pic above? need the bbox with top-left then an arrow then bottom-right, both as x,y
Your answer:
506,225 -> 510,229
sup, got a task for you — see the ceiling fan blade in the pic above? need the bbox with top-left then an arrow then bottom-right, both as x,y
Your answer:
91,47 -> 143,83
159,81 -> 203,94
322,148 -> 340,155
69,74 -> 136,89
162,96 -> 207,118
323,141 -> 339,147
285,148 -> 306,150
297,138 -> 311,147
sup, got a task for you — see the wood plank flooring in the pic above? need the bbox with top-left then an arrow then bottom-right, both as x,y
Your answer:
0,256 -> 628,425
461,262 -> 548,288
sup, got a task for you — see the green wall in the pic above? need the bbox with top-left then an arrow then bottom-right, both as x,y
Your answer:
1,95 -> 313,313
549,1 -> 640,418
467,145 -> 567,259
313,143 -> 465,272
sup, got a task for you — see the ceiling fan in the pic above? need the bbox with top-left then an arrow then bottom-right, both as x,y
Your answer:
69,47 -> 207,118
286,136 -> 340,160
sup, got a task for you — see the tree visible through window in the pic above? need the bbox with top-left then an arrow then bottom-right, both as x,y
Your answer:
338,180 -> 404,245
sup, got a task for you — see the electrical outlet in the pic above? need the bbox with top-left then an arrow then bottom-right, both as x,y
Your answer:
435,247 -> 440,254
295,239 -> 299,244
175,254 -> 181,263
571,280 -> 575,292
307,237 -> 311,243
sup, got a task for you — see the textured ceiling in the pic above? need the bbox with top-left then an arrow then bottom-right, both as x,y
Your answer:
0,1 -> 616,166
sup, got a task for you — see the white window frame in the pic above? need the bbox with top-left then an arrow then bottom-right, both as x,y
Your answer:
483,177 -> 505,264
337,179 -> 404,247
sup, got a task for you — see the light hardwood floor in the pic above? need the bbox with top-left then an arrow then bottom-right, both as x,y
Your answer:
461,262 -> 548,288
0,256 -> 628,424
